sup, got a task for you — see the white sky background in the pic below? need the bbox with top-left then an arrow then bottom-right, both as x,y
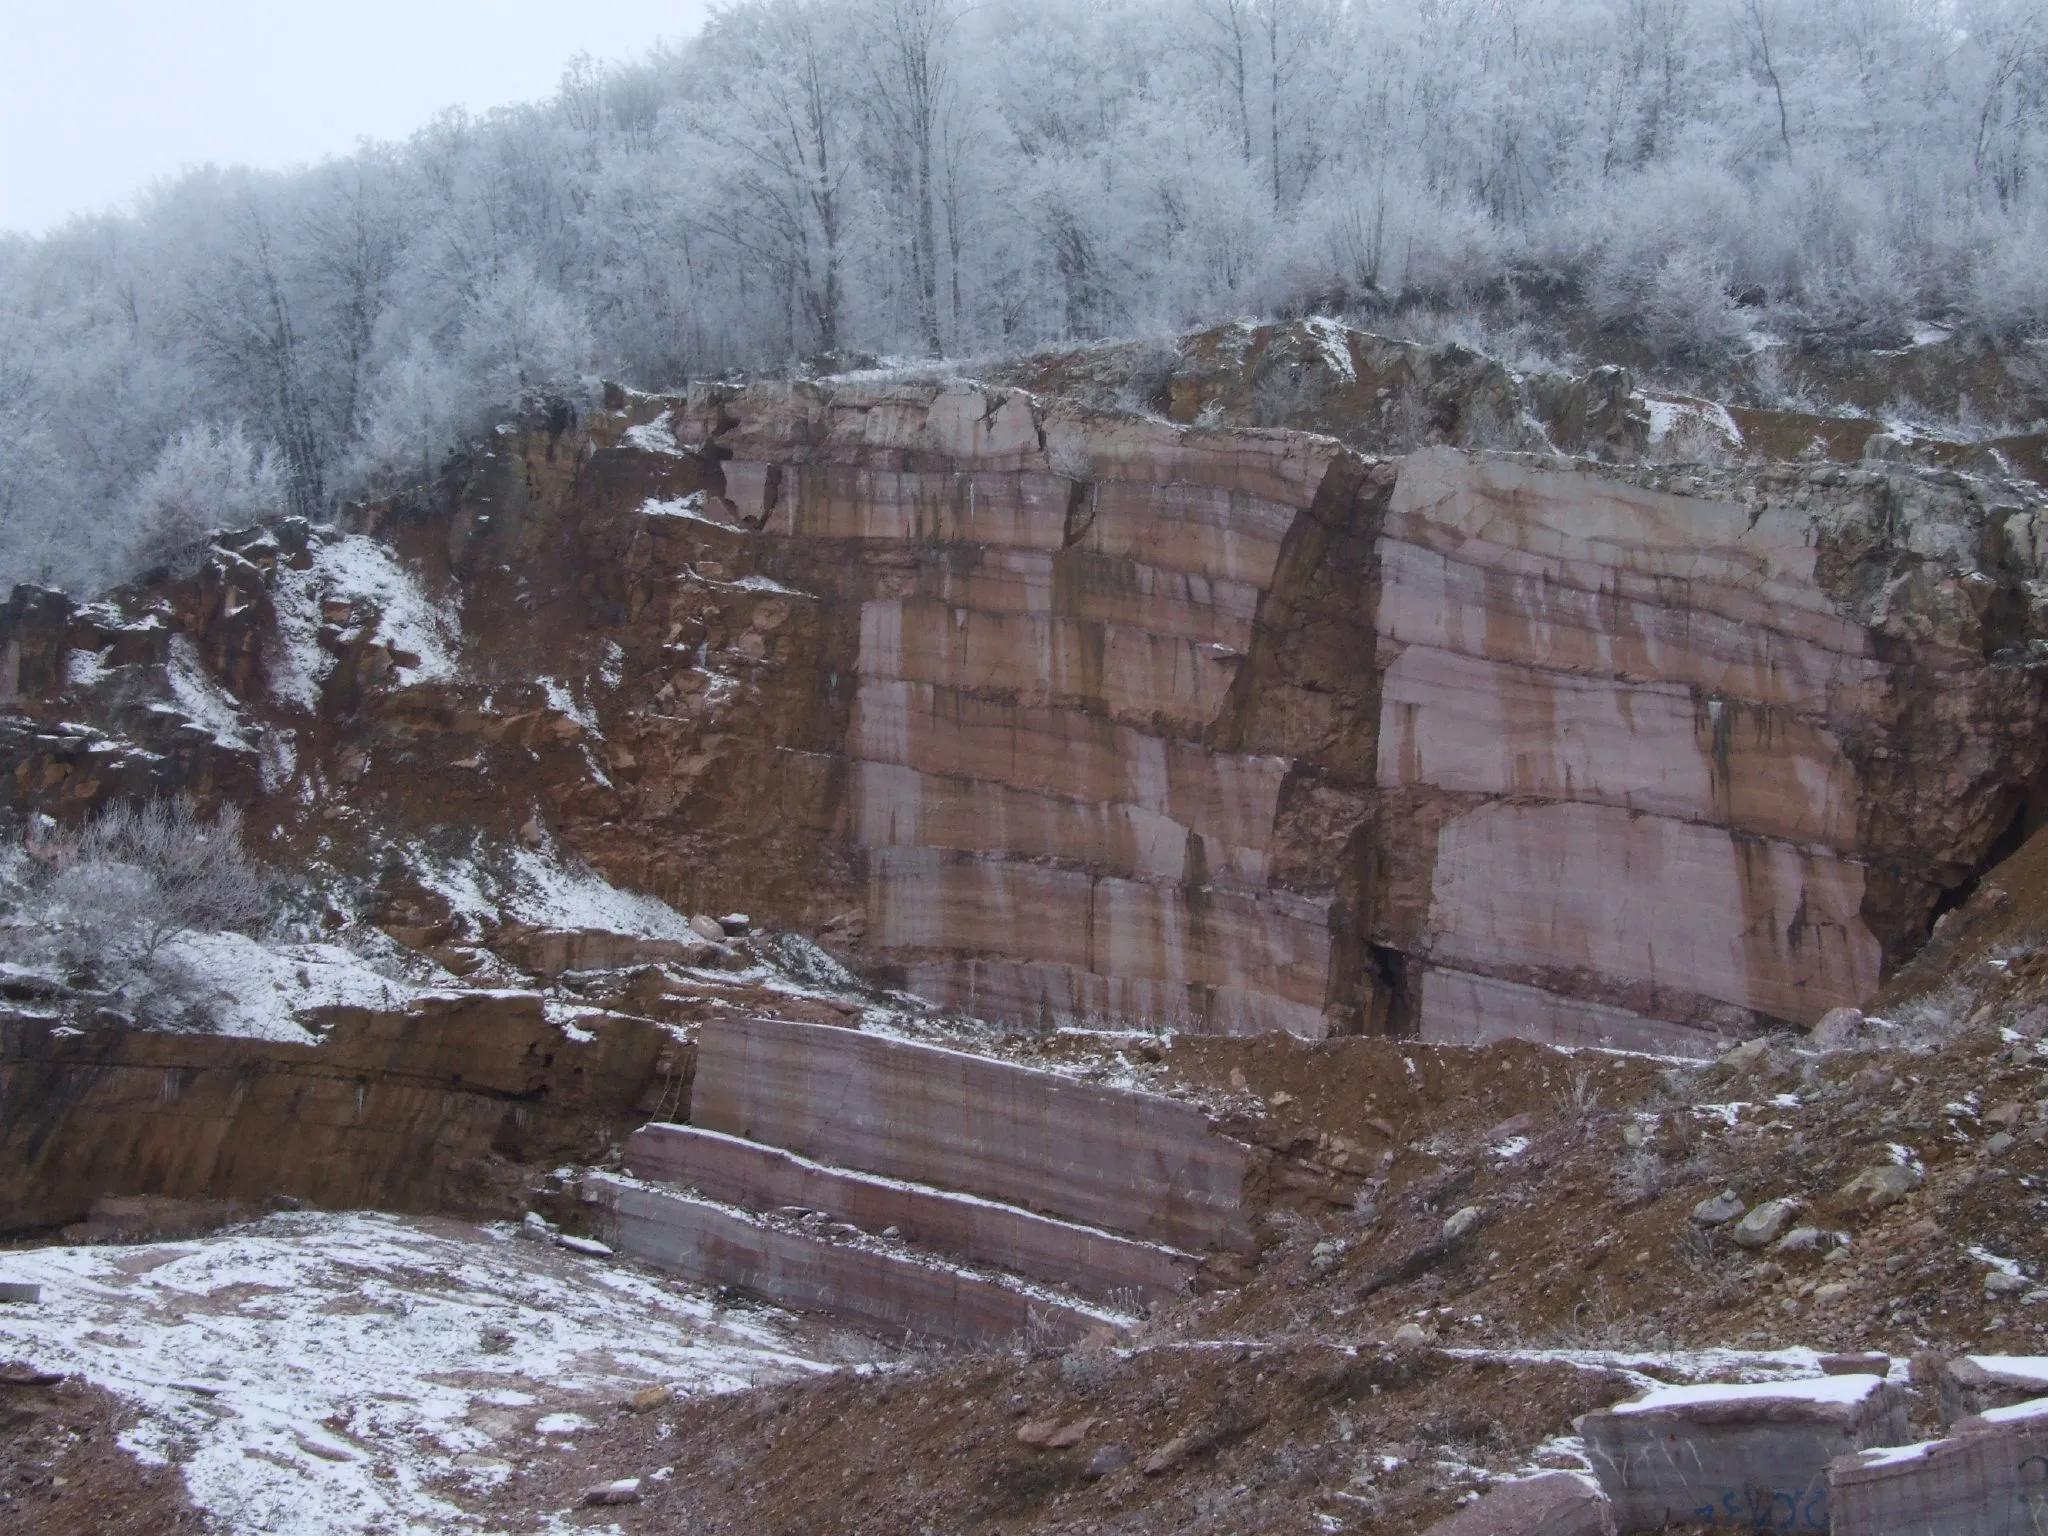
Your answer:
0,0 -> 714,235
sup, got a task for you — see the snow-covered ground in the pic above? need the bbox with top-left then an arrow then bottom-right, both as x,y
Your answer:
0,1212 -> 875,1534
159,932 -> 424,1042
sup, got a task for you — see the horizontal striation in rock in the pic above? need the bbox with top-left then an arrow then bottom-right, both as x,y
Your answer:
856,598 -> 1242,725
851,761 -> 1271,889
1423,800 -> 1879,1024
884,546 -> 1263,649
904,957 -> 1328,1039
1388,448 -> 1859,643
848,682 -> 1289,855
866,848 -> 1330,1014
624,1122 -> 1197,1304
1375,537 -> 1877,718
1377,643 -> 1859,847
689,1016 -> 1256,1254
1415,966 -> 1733,1059
590,1174 -> 1102,1348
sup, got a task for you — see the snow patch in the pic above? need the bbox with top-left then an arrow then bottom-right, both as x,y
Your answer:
269,536 -> 461,708
166,635 -> 255,749
64,647 -> 112,689
621,410 -> 687,457
160,933 -> 419,1042
0,1212 -> 848,1536
1609,1374 -> 1887,1415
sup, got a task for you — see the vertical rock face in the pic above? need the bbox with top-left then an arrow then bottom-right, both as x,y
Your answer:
674,384 -> 1373,1039
7,354 -> 2047,1054
1380,450 -> 1888,1052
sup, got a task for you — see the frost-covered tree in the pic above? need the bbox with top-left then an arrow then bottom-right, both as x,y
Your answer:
5,0 -> 2048,595
126,422 -> 286,575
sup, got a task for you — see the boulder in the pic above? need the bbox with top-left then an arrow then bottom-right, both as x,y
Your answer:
1581,1374 -> 1910,1532
1729,1198 -> 1800,1249
1830,1398 -> 2048,1535
1838,1165 -> 1922,1216
1938,1357 -> 2048,1425
1692,1190 -> 1746,1226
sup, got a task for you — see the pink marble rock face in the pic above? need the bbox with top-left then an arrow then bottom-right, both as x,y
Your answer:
671,385 -> 1989,1049
1383,451 -> 1885,1053
689,1016 -> 1257,1256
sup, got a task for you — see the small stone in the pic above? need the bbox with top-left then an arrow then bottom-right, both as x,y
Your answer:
519,1211 -> 556,1240
1142,1434 -> 1191,1475
1718,1038 -> 1770,1074
1390,1322 -> 1432,1350
689,915 -> 725,942
453,1453 -> 512,1472
1986,1100 -> 2027,1129
1267,1090 -> 1295,1110
1985,1270 -> 2030,1296
628,1386 -> 672,1413
1045,1416 -> 1094,1450
1442,1205 -> 1484,1242
1884,1254 -> 1910,1275
555,1234 -> 613,1258
1813,1282 -> 1853,1306
1729,1197 -> 1799,1249
1082,1443 -> 1133,1479
881,1226 -> 900,1239
518,816 -> 547,848
1775,1226 -> 1845,1255
1308,1239 -> 1347,1278
1988,1131 -> 2016,1154
1691,1190 -> 1746,1226
719,913 -> 751,935
1819,1352 -> 1889,1375
583,1478 -> 643,1506
2023,1289 -> 2048,1306
1839,1165 -> 1922,1214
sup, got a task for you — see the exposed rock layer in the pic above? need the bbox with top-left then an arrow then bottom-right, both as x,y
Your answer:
6,329 -> 2048,1051
0,996 -> 669,1231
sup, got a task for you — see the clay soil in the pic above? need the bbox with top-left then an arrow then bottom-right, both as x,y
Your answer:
0,1363 -> 210,1534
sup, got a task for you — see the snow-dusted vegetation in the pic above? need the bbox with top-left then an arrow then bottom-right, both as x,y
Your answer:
3,0 -> 2046,591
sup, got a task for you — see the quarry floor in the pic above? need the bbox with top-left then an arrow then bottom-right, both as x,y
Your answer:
4,991 -> 2043,1533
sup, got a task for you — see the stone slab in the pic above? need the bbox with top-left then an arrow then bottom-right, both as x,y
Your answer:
689,1016 -> 1255,1254
1581,1375 -> 1910,1532
1416,967 -> 1730,1060
1831,1398 -> 2048,1536
624,1122 -> 1196,1304
589,1174 -> 1100,1348
1422,1472 -> 1616,1536
1940,1357 -> 2048,1425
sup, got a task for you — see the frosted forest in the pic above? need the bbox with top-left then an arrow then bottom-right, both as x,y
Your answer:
3,0 -> 2046,591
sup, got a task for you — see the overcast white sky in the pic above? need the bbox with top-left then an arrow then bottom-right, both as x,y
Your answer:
0,0 -> 714,235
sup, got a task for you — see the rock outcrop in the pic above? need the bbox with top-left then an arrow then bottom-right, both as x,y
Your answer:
6,326 -> 2048,1054
0,995 -> 672,1231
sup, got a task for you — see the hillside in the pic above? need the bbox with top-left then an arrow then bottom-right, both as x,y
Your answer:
2,322 -> 2047,1534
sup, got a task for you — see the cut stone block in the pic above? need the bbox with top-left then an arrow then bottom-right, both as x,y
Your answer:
1939,1356 -> 2048,1425
690,1016 -> 1256,1254
587,1173 -> 1103,1348
0,1280 -> 40,1304
625,1122 -> 1197,1305
1421,1472 -> 1616,1536
1580,1374 -> 1910,1532
1831,1397 -> 2048,1535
